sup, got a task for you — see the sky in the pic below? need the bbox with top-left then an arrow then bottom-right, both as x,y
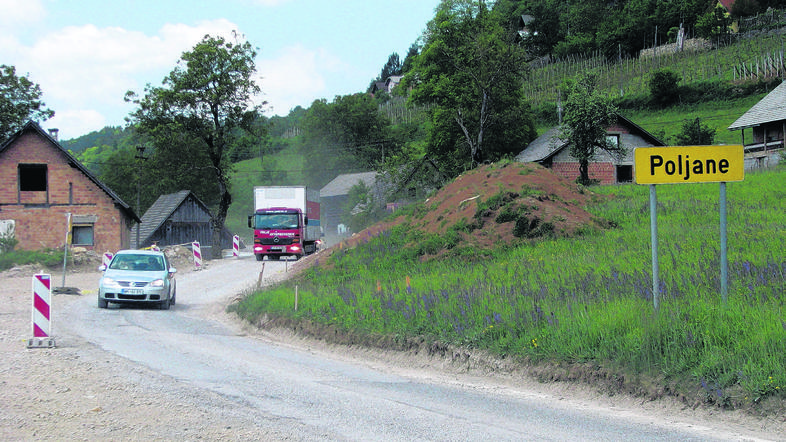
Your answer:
0,0 -> 440,140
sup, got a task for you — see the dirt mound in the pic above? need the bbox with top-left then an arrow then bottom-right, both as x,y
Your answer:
328,162 -> 610,259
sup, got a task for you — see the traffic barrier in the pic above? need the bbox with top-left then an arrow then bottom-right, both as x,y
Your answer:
28,273 -> 55,348
103,252 -> 113,268
232,235 -> 239,257
192,241 -> 202,270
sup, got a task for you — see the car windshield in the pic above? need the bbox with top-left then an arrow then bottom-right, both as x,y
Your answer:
109,254 -> 165,271
255,213 -> 299,230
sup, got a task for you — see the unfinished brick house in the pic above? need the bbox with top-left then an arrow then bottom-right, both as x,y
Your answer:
516,114 -> 665,184
0,121 -> 139,253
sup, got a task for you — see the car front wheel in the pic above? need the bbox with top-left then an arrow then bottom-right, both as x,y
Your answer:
98,297 -> 108,309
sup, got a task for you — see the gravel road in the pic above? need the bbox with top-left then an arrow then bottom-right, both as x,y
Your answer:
1,254 -> 784,441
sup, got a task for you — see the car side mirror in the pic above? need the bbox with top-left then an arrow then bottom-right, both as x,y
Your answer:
98,264 -> 107,271
168,267 -> 177,275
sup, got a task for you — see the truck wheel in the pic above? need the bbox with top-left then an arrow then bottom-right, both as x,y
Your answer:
255,254 -> 264,261
270,255 -> 280,261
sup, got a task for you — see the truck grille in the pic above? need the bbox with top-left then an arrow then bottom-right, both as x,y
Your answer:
257,237 -> 294,246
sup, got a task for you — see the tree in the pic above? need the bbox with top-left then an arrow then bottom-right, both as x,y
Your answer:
561,74 -> 622,185
299,93 -> 395,187
407,0 -> 535,176
125,33 -> 265,258
674,118 -> 715,146
378,53 -> 402,81
400,43 -> 420,75
0,65 -> 54,141
649,69 -> 681,107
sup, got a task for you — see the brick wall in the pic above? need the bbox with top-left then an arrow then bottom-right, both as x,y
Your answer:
552,161 -> 617,184
0,130 -> 133,253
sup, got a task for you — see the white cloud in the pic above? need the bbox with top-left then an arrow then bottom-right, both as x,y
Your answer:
7,19 -> 241,137
0,0 -> 45,26
47,109 -> 111,140
258,45 -> 347,116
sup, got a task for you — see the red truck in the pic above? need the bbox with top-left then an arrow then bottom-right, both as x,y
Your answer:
248,186 -> 321,261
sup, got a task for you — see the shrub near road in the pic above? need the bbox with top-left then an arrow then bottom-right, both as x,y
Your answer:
230,162 -> 786,412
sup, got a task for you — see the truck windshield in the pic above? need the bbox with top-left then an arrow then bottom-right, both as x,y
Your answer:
255,213 -> 299,230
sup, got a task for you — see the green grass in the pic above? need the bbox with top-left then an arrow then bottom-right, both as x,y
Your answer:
623,95 -> 768,146
230,166 -> 786,408
0,248 -> 70,271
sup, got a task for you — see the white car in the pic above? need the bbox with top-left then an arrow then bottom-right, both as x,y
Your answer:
98,249 -> 177,310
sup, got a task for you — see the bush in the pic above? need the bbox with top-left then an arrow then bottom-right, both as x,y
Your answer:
649,69 -> 681,107
0,248 -> 66,271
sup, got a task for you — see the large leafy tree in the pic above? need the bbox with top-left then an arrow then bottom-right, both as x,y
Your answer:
0,65 -> 54,141
125,33 -> 265,257
561,73 -> 622,185
407,0 -> 535,177
298,93 -> 396,187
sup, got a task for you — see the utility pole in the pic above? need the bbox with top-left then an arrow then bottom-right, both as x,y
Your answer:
135,145 -> 148,248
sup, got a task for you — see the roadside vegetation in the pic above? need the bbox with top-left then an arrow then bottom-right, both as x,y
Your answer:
230,165 -> 786,411
0,237 -> 66,271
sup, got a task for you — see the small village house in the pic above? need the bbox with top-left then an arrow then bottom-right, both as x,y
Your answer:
516,115 -> 666,184
0,121 -> 139,253
728,80 -> 786,169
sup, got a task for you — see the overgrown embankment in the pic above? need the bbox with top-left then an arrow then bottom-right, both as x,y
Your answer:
229,162 -> 786,414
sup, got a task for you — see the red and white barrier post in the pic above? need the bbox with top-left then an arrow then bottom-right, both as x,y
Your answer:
192,241 -> 202,270
103,252 -> 113,268
232,235 -> 239,258
28,273 -> 55,348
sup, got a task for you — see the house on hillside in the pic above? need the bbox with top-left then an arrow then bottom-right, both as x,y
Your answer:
132,190 -> 235,252
371,75 -> 403,95
717,0 -> 740,33
320,171 -> 382,236
728,80 -> 786,169
517,14 -> 536,39
0,121 -> 139,253
516,115 -> 666,184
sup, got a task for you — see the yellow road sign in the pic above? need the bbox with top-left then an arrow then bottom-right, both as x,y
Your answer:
634,145 -> 744,184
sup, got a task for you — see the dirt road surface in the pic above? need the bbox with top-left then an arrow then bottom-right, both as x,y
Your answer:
1,255 -> 784,441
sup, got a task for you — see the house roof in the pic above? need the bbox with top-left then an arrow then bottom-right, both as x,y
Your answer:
320,171 -> 378,198
718,0 -> 736,12
0,121 -> 140,223
516,114 -> 665,163
728,81 -> 786,130
135,190 -> 206,247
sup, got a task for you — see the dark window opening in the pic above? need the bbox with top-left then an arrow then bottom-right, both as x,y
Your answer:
616,165 -> 633,183
72,225 -> 94,246
19,164 -> 48,191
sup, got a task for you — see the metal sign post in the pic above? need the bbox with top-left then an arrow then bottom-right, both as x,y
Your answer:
634,145 -> 744,309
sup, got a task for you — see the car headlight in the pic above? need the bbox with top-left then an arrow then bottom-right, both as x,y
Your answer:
149,279 -> 165,287
101,277 -> 121,288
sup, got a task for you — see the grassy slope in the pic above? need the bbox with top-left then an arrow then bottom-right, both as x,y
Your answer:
622,94 -> 768,145
231,163 -> 786,411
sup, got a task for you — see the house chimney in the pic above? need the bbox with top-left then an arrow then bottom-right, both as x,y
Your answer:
48,128 -> 59,141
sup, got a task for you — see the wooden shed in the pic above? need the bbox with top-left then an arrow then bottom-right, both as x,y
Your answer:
132,190 -> 234,251
728,80 -> 786,169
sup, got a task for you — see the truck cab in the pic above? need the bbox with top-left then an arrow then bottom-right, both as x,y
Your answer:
248,208 -> 313,261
